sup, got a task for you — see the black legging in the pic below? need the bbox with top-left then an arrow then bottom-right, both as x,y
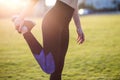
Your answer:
23,1 -> 74,80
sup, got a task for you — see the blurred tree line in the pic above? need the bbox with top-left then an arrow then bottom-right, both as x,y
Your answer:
79,0 -> 120,12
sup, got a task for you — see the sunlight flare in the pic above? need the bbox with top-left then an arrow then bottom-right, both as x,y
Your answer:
45,0 -> 56,6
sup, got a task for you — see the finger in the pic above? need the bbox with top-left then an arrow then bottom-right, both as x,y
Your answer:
14,19 -> 20,31
18,25 -> 23,33
15,25 -> 19,30
80,36 -> 85,44
77,36 -> 80,43
78,36 -> 85,44
77,35 -> 83,44
79,38 -> 83,44
18,21 -> 24,33
78,38 -> 82,44
15,24 -> 20,33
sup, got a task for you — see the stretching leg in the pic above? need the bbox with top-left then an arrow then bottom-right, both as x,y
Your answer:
23,32 -> 42,54
23,31 -> 55,74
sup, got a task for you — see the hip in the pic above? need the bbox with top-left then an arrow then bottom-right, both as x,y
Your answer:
42,1 -> 74,26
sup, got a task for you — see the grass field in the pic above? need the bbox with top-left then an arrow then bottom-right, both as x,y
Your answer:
0,14 -> 120,80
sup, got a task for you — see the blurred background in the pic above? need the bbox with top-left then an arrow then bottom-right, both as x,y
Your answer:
0,0 -> 120,18
0,0 -> 120,80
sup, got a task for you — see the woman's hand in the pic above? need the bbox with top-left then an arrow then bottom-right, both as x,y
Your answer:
13,16 -> 24,33
77,28 -> 85,44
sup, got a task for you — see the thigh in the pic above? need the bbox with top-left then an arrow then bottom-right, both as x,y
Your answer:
57,25 -> 69,72
49,25 -> 69,80
42,21 -> 62,55
42,23 -> 69,67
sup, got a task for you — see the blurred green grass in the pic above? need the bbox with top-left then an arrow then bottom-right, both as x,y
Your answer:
0,14 -> 120,80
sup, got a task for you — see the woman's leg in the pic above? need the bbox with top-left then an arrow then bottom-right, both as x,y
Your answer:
23,31 -> 55,74
42,25 -> 69,80
50,27 -> 69,80
23,32 -> 42,54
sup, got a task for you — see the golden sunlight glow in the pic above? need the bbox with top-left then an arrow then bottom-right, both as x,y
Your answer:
0,0 -> 27,10
0,0 -> 56,17
0,0 -> 28,17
